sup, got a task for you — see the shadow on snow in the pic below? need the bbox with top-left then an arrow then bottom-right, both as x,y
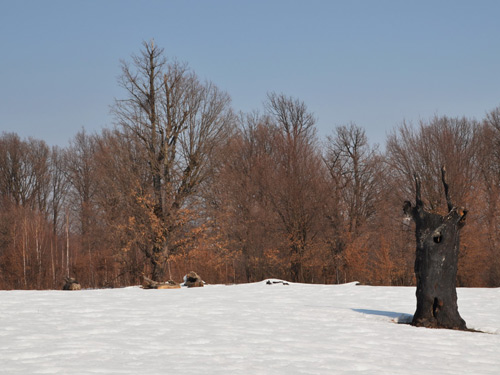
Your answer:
352,308 -> 413,324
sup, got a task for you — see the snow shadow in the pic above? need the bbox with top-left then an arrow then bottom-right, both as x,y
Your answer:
352,309 -> 413,324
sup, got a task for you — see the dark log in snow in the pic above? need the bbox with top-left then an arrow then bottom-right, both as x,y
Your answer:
142,275 -> 180,289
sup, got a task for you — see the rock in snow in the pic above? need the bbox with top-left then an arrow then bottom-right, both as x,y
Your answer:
183,271 -> 204,287
62,277 -> 81,290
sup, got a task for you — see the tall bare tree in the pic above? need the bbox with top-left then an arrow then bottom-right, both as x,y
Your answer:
323,123 -> 383,283
112,41 -> 234,281
48,146 -> 69,284
263,93 -> 326,282
325,123 -> 381,234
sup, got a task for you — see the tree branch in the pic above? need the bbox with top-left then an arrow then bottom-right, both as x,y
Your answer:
441,166 -> 453,212
414,174 -> 423,209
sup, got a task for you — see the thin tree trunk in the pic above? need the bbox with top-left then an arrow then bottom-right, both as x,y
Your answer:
66,210 -> 70,278
151,244 -> 167,281
35,220 -> 41,288
23,217 -> 27,288
88,242 -> 93,287
50,237 -> 55,287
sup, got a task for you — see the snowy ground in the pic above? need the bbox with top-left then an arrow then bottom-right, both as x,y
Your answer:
0,281 -> 499,375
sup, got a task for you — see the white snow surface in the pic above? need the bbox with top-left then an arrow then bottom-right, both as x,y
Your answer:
1,280 -> 499,374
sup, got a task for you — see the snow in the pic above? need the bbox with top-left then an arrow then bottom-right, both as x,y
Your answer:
1,281 -> 499,374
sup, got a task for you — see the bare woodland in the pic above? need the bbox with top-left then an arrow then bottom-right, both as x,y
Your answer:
1,42 -> 499,289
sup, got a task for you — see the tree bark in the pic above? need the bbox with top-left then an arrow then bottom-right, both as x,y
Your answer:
151,244 -> 167,282
404,167 -> 467,330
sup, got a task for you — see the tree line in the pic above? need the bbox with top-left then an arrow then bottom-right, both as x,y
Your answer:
1,41 -> 499,289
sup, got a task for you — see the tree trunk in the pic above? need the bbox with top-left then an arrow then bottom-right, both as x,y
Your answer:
65,210 -> 70,278
404,167 -> 467,330
290,243 -> 303,283
150,244 -> 168,282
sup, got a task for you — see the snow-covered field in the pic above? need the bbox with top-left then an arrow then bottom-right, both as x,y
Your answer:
1,281 -> 499,374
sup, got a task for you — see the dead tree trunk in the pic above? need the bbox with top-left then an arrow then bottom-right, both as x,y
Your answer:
403,167 -> 467,330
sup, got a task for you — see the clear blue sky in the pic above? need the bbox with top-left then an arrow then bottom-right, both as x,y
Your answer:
1,0 -> 499,147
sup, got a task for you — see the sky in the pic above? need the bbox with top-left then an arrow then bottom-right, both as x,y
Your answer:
1,0 -> 500,148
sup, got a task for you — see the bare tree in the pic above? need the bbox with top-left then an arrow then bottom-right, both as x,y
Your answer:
325,123 -> 381,234
65,130 -> 98,238
265,93 -> 316,140
0,133 -> 50,211
323,123 -> 383,283
474,107 -> 500,286
48,146 -> 69,285
208,113 -> 283,282
112,41 -> 234,281
386,116 -> 479,210
263,93 -> 326,282
64,130 -> 100,286
48,147 -> 68,236
0,134 -> 52,289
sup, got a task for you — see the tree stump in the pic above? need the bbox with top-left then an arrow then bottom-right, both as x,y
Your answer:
403,167 -> 467,330
183,271 -> 204,287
